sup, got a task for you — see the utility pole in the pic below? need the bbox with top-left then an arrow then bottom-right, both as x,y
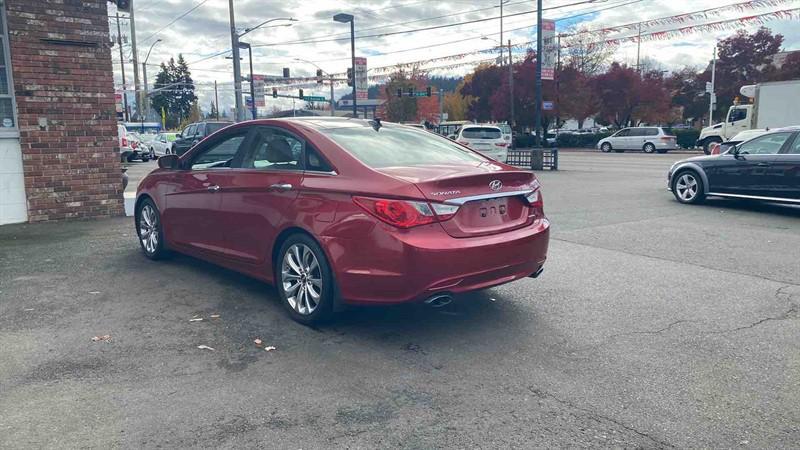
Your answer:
214,80 -> 220,120
500,0 -> 504,66
534,0 -> 543,147
228,0 -> 244,122
330,74 -> 335,116
141,39 -> 161,123
709,46 -> 716,125
555,34 -> 561,130
129,2 -> 141,120
115,13 -> 129,122
508,39 -> 514,131
438,89 -> 444,124
636,23 -> 641,73
349,20 -> 356,117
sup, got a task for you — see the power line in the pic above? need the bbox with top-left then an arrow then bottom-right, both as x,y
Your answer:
138,0 -> 211,44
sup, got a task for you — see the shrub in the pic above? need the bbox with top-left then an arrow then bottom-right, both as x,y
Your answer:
671,129 -> 701,149
555,132 -> 612,148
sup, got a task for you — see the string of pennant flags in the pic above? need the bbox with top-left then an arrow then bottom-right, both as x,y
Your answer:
259,5 -> 800,92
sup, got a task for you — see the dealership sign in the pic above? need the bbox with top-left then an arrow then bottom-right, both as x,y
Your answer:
541,19 -> 556,80
354,57 -> 368,100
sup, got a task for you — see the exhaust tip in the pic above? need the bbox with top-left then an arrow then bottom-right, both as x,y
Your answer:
529,266 -> 544,278
424,293 -> 453,308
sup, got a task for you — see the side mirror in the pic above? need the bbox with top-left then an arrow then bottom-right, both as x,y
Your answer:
158,154 -> 180,169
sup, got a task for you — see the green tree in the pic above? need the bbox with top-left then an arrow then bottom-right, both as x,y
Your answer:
207,101 -> 218,119
380,69 -> 418,122
150,54 -> 197,129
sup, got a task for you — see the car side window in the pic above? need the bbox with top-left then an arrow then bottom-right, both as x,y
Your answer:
183,125 -> 195,139
189,132 -> 248,170
629,128 -> 644,137
238,127 -> 303,171
196,124 -> 206,138
615,129 -> 630,137
737,132 -> 792,155
787,134 -> 800,154
646,128 -> 659,136
306,145 -> 334,172
728,108 -> 747,123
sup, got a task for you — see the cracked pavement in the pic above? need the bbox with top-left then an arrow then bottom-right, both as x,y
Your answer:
1,152 -> 798,448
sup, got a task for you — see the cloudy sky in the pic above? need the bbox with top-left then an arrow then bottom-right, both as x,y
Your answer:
110,0 -> 800,115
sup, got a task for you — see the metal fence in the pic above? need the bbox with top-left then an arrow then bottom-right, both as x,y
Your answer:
506,148 -> 558,171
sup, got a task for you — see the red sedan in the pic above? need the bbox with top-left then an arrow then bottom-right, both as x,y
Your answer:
135,118 -> 549,324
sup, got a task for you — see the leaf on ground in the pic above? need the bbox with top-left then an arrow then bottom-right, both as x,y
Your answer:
264,346 -> 276,352
91,335 -> 112,342
189,318 -> 203,322
254,338 -> 263,346
210,314 -> 220,319
197,345 -> 215,351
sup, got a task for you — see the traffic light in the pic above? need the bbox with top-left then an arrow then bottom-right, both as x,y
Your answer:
114,0 -> 131,12
316,69 -> 324,84
426,86 -> 432,97
298,89 -> 304,100
272,88 -> 278,98
407,87 -> 414,97
396,89 -> 402,98
283,67 -> 290,78
346,68 -> 354,87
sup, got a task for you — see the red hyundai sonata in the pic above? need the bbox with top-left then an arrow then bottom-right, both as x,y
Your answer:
135,118 -> 549,324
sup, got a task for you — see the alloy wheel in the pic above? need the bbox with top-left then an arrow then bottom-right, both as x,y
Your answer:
282,244 -> 322,316
139,204 -> 159,254
675,173 -> 698,201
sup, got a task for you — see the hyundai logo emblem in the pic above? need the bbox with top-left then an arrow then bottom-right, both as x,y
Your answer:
489,180 -> 502,191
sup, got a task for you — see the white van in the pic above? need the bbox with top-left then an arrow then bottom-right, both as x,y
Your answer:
455,125 -> 508,162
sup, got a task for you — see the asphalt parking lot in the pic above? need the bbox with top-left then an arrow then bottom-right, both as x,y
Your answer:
1,151 -> 798,448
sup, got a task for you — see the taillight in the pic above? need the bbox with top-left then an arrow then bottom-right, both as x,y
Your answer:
525,189 -> 544,219
710,142 -> 721,155
353,196 -> 459,228
121,137 -> 128,147
660,137 -> 674,142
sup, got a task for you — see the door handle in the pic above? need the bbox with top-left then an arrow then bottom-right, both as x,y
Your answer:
207,185 -> 220,192
756,162 -> 770,167
269,183 -> 293,192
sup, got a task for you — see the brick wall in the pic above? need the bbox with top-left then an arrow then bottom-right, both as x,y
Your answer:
6,0 -> 123,221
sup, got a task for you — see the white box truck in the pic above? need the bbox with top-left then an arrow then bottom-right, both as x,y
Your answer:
696,79 -> 800,153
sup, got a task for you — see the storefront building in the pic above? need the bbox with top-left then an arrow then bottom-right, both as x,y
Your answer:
0,0 -> 122,225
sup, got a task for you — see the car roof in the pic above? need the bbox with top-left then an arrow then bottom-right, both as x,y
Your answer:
461,124 -> 501,130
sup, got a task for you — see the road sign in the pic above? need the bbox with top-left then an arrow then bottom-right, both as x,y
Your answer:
541,19 -> 556,80
355,57 -> 368,100
304,96 -> 326,102
543,101 -> 554,111
411,91 -> 428,97
705,81 -> 713,93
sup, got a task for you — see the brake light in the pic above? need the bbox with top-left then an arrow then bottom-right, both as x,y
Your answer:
660,137 -> 674,142
121,137 -> 128,147
353,197 -> 459,228
525,188 -> 544,219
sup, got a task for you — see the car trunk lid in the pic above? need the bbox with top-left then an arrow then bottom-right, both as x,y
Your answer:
377,164 -> 538,238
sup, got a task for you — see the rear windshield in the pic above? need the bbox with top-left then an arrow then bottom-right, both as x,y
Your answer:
206,123 -> 230,134
318,124 -> 487,168
462,127 -> 502,139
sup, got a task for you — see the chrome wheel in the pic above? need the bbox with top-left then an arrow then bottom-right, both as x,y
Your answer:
643,143 -> 655,153
600,143 -> 612,153
139,204 -> 159,254
282,244 -> 322,316
675,173 -> 698,201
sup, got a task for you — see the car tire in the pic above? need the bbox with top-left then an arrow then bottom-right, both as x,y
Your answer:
135,198 -> 169,260
276,234 -> 335,325
643,143 -> 656,153
671,170 -> 706,205
141,154 -> 150,162
600,142 -> 612,153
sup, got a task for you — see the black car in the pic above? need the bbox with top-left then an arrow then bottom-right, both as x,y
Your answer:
668,127 -> 800,205
173,121 -> 233,156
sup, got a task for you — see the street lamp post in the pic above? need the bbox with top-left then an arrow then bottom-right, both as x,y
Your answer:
239,42 -> 256,120
295,58 -> 336,116
226,4 -> 295,121
141,39 -> 161,124
534,0 -> 543,147
333,13 -> 356,118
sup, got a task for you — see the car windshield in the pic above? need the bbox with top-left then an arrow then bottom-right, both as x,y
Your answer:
461,127 -> 502,139
206,123 -> 230,134
319,124 -> 488,168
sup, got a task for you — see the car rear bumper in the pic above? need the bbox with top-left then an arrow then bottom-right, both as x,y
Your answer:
323,218 -> 550,305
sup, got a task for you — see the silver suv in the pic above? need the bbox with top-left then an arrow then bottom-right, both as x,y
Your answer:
597,127 -> 677,153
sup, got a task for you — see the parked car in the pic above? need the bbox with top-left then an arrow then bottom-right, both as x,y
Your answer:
123,131 -> 152,162
150,132 -> 179,157
173,121 -> 233,156
118,124 -> 134,162
597,127 -> 677,153
711,129 -> 768,155
668,126 -> 800,205
454,125 -> 508,162
135,118 -> 550,324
